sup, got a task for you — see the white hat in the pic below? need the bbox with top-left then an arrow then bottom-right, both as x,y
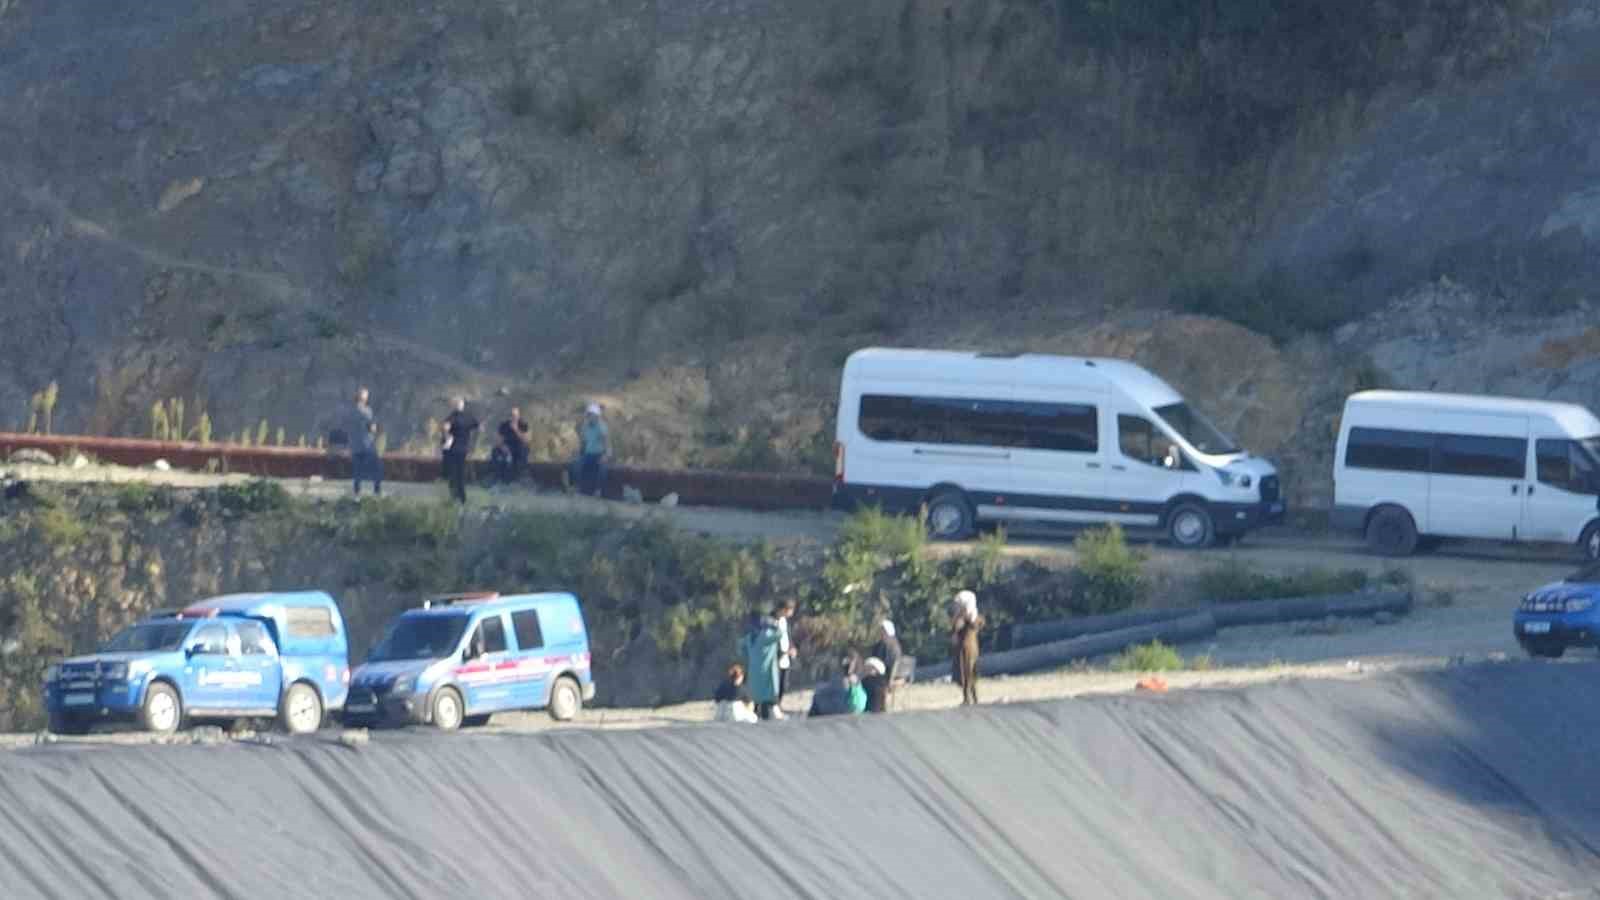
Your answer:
864,657 -> 886,676
585,403 -> 602,415
956,589 -> 978,616
880,620 -> 895,637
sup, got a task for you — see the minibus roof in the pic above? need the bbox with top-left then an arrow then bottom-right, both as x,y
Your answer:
1347,390 -> 1600,435
844,348 -> 1184,407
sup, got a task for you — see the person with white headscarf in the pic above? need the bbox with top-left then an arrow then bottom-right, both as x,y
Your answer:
575,402 -> 610,496
870,619 -> 903,707
950,589 -> 983,706
861,656 -> 890,713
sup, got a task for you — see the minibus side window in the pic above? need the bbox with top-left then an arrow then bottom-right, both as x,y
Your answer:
1345,428 -> 1432,472
1537,439 -> 1599,494
1434,434 -> 1526,479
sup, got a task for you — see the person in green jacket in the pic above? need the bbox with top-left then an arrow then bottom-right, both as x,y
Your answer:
737,614 -> 783,720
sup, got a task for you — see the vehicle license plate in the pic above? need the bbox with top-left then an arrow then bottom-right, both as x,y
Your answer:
64,692 -> 94,706
1524,621 -> 1552,635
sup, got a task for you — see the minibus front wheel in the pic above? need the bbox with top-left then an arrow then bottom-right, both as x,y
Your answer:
1167,502 -> 1215,549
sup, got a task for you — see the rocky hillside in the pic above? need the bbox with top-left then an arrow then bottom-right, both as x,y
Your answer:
4,0 -> 1599,506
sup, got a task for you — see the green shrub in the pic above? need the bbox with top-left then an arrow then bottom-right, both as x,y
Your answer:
114,483 -> 173,514
1112,640 -> 1185,672
1071,524 -> 1147,614
214,479 -> 290,516
1196,559 -> 1367,602
33,506 -> 86,547
340,498 -> 460,549
838,506 -> 924,560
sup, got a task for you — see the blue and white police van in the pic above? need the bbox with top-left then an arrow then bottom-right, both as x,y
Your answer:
345,591 -> 594,731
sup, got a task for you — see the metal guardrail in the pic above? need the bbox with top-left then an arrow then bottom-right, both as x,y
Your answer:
0,432 -> 834,511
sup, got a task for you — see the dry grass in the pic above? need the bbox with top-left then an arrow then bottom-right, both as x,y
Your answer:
1532,326 -> 1600,368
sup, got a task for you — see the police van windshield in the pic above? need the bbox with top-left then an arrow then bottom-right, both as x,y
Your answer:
101,621 -> 194,653
1153,402 -> 1240,455
368,615 -> 470,662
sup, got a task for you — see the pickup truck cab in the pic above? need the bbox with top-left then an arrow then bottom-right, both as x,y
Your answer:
42,591 -> 350,736
345,591 -> 594,731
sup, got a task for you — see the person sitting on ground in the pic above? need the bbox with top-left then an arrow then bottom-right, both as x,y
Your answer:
861,656 -> 889,714
713,663 -> 758,724
808,653 -> 866,718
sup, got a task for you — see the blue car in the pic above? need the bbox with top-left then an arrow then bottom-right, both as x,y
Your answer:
1514,565 -> 1600,658
42,591 -> 350,735
345,591 -> 595,731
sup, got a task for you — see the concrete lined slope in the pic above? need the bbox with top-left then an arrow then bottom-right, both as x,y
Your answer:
2,664 -> 1598,899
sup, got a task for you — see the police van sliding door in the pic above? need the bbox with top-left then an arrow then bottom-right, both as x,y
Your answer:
1425,415 -> 1529,541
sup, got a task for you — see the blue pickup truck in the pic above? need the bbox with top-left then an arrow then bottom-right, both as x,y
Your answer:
42,591 -> 350,735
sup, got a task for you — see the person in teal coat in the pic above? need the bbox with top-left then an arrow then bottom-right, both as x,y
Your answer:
738,614 -> 783,720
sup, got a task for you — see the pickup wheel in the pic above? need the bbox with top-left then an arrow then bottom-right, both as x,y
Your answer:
549,676 -> 582,722
140,682 -> 183,735
47,712 -> 92,736
1526,639 -> 1566,659
279,682 -> 324,735
431,687 -> 465,732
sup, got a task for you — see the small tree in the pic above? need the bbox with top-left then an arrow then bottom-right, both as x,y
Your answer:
193,412 -> 213,445
256,419 -> 269,446
39,382 -> 58,434
275,427 -> 286,447
171,398 -> 185,441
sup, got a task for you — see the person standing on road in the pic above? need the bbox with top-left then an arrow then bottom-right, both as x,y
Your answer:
951,589 -> 983,706
774,600 -> 798,716
576,403 -> 610,497
497,406 -> 530,484
441,397 -> 479,505
350,387 -> 383,496
737,612 -> 783,721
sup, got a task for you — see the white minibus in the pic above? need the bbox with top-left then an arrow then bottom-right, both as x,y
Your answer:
831,348 -> 1285,546
1332,390 -> 1600,558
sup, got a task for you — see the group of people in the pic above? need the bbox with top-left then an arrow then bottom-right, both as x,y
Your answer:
343,388 -> 613,504
714,588 -> 985,723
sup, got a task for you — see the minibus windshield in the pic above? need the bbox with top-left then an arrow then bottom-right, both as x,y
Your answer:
1153,402 -> 1240,455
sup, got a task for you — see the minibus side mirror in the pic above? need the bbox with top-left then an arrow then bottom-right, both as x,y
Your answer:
1162,446 -> 1180,469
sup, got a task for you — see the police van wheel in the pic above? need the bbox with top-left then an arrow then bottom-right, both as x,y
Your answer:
1366,506 -> 1418,557
1167,503 -> 1215,549
140,682 -> 182,735
549,676 -> 582,722
432,687 -> 464,732
48,713 -> 92,736
279,682 -> 324,735
925,492 -> 974,541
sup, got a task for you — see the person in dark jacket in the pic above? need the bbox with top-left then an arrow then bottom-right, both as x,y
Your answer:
861,656 -> 889,713
808,653 -> 866,717
350,387 -> 383,496
441,397 -> 479,504
870,619 -> 904,710
496,407 -> 530,483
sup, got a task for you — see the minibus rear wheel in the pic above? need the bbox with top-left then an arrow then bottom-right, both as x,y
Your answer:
925,491 -> 975,540
1365,506 -> 1418,557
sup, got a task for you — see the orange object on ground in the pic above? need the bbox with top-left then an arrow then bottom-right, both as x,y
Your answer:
1136,676 -> 1169,693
